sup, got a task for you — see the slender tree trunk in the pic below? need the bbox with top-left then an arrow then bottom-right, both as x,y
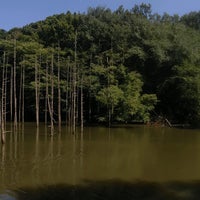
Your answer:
47,94 -> 54,135
38,54 -> 41,126
69,61 -> 72,126
35,56 -> 39,127
50,53 -> 54,134
107,55 -> 112,127
1,51 -> 6,144
65,92 -> 68,125
57,47 -> 61,130
18,63 -> 23,124
76,66 -> 79,127
4,53 -> 8,125
72,30 -> 77,133
45,61 -> 48,125
10,56 -> 13,122
22,61 -> 25,124
45,53 -> 54,135
80,75 -> 84,133
1,119 -> 5,144
65,59 -> 70,125
89,55 -> 92,123
3,52 -> 7,128
108,108 -> 111,128
0,103 -> 5,144
13,38 -> 17,129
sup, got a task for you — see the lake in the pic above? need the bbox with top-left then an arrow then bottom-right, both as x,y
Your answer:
1,123 -> 200,199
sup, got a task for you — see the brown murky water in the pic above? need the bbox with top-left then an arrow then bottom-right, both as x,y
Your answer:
1,124 -> 200,199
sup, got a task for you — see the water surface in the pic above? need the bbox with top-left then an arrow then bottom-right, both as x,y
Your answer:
1,124 -> 200,199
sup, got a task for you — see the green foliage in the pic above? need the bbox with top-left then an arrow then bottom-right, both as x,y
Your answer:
96,85 -> 124,110
181,11 -> 200,31
140,94 -> 158,122
119,72 -> 157,122
0,29 -> 6,39
160,62 -> 200,125
1,4 -> 200,125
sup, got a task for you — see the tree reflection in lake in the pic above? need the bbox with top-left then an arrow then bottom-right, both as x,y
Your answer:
12,180 -> 200,200
1,124 -> 200,199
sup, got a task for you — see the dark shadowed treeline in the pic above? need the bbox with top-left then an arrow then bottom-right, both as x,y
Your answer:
13,180 -> 200,200
0,4 -> 200,129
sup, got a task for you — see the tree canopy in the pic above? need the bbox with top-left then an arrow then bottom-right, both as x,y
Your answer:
0,4 -> 200,127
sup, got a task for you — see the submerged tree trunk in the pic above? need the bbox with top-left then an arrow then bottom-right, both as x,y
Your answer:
88,56 -> 92,123
13,38 -> 17,129
0,103 -> 6,144
4,53 -> 8,125
67,60 -> 72,126
1,51 -> 6,144
22,61 -> 25,124
51,54 -> 54,134
45,60 -> 49,125
18,60 -> 25,126
18,61 -> 23,124
72,30 -> 77,134
65,62 -> 69,125
1,119 -> 5,145
48,53 -> 54,135
35,56 -> 39,127
80,75 -> 84,133
57,47 -> 61,131
2,52 -> 7,128
10,55 -> 13,122
45,53 -> 55,135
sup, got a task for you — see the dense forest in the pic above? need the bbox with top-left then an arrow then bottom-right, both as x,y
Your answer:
0,3 -> 200,135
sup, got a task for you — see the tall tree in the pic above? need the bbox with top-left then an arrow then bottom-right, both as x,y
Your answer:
72,30 -> 77,133
57,46 -> 61,130
35,55 -> 40,127
1,51 -> 6,144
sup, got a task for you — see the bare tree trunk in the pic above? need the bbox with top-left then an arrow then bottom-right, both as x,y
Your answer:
45,61 -> 48,125
89,56 -> 92,123
72,30 -> 77,134
76,66 -> 79,128
0,102 -> 5,144
65,92 -> 68,125
65,59 -> 70,125
47,94 -> 54,134
65,64 -> 69,125
1,51 -> 6,144
106,56 -> 111,127
1,118 -> 5,144
4,53 -> 8,125
50,53 -> 54,135
10,56 -> 13,122
18,61 -> 25,125
57,47 -> 61,131
35,56 -> 39,127
13,38 -> 17,129
22,61 -> 25,124
38,54 -> 41,126
3,52 -> 7,128
80,75 -> 84,133
18,62 -> 23,124
68,61 -> 72,127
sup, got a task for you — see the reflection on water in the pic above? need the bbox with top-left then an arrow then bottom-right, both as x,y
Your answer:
1,124 -> 200,198
11,180 -> 200,200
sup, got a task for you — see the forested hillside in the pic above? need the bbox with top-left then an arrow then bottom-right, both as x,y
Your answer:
0,4 -> 200,128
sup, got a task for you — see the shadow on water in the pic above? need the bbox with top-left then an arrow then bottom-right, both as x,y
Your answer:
3,180 -> 200,200
2,125 -> 200,199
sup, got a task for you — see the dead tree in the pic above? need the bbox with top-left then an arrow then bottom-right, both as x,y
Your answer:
57,47 -> 61,131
